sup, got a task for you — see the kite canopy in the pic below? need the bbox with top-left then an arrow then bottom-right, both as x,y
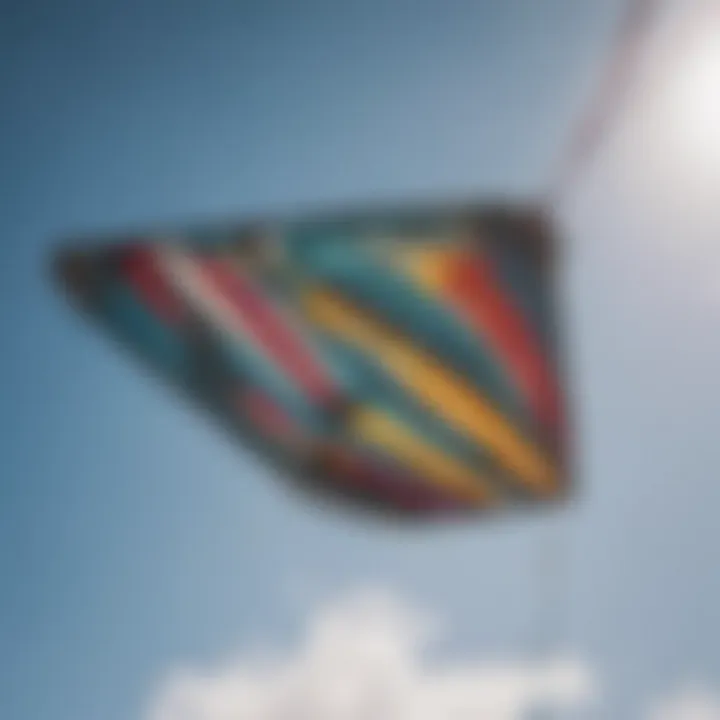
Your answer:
53,202 -> 571,521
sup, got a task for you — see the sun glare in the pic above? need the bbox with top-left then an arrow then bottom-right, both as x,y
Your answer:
663,23 -> 720,169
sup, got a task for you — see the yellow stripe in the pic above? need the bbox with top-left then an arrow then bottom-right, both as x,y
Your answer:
387,245 -> 454,294
302,288 -> 557,494
349,406 -> 492,505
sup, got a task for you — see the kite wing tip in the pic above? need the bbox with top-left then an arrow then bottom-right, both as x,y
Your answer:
50,246 -> 95,308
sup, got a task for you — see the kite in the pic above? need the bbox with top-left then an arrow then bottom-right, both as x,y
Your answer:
53,203 -> 569,520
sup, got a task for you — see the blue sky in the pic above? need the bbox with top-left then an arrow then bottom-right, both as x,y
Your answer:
2,0 -> 720,718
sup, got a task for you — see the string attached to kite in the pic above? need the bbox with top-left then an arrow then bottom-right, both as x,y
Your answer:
527,513 -> 573,720
529,2 -> 661,714
544,0 -> 661,209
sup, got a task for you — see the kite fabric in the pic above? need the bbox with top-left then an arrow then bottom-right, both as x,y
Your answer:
53,202 -> 572,521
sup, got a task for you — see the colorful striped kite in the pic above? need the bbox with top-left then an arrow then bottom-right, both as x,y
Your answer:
53,203 -> 571,521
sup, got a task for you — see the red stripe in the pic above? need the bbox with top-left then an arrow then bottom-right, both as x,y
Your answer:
119,247 -> 184,325
238,392 -> 462,513
198,259 -> 338,405
444,250 -> 563,435
241,388 -> 305,443
323,447 -> 467,513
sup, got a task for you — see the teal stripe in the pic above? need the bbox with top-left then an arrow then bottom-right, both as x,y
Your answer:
215,330 -> 329,433
101,284 -> 189,379
486,243 -> 558,359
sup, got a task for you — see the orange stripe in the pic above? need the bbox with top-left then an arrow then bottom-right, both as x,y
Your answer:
443,250 -> 563,435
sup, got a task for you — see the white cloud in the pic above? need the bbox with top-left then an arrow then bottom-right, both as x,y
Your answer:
145,588 -> 596,720
647,684 -> 720,720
